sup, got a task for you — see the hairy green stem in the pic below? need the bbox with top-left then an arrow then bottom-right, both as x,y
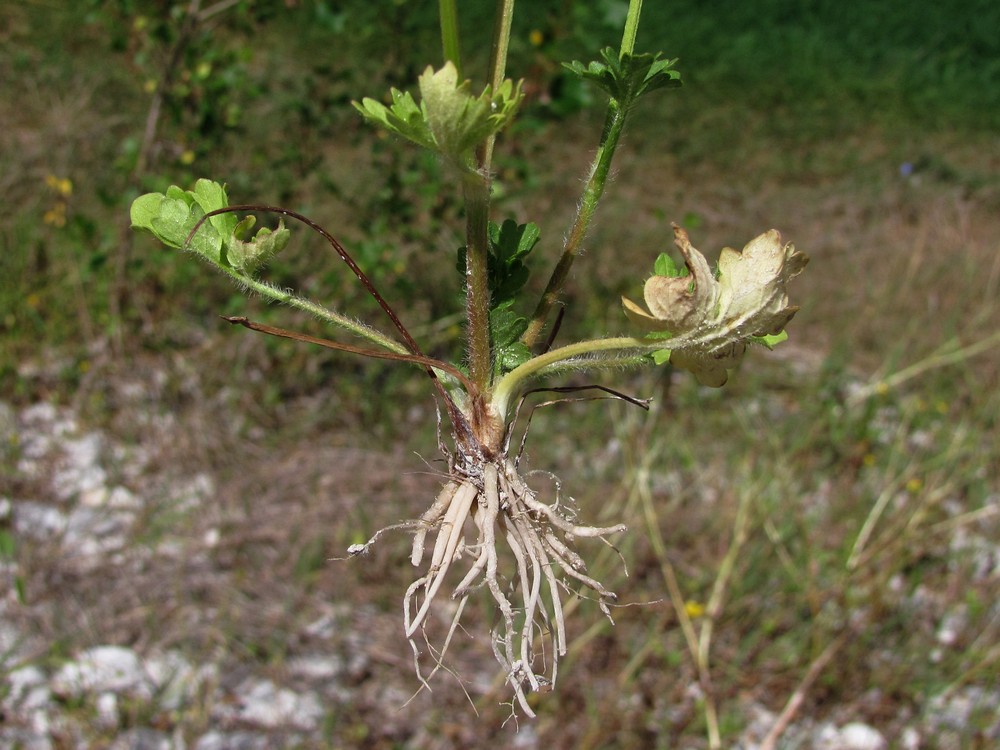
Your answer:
222,265 -> 408,355
481,0 -> 515,169
521,0 -> 643,348
438,0 -> 462,77
461,0 -> 515,395
620,0 -> 643,57
492,334 -> 658,416
463,173 -> 493,391
521,99 -> 629,348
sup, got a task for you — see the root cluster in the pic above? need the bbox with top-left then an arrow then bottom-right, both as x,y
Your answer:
352,454 -> 625,716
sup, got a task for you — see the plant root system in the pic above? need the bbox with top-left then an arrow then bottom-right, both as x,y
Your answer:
350,453 -> 626,717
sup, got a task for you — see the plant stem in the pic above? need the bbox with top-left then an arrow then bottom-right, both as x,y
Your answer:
638,460 -> 721,749
481,0 -> 515,169
438,0 -> 462,77
620,0 -> 643,57
492,334 -> 656,415
463,173 -> 493,391
461,0 -> 515,394
225,267 -> 408,355
521,99 -> 629,348
520,0 -> 644,349
521,0 -> 642,347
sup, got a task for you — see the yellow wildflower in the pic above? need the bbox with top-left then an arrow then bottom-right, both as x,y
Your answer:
684,600 -> 705,619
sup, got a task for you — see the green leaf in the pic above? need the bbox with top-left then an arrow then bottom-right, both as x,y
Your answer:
232,215 -> 256,241
652,349 -> 672,365
191,178 -> 236,238
753,330 -> 789,349
0,529 -> 14,558
456,218 -> 540,378
456,219 -> 540,306
130,192 -> 162,229
491,219 -> 540,265
490,300 -> 532,377
490,219 -> 539,303
131,180 -> 290,274
149,196 -> 222,262
564,48 -> 681,105
420,62 -> 523,162
490,300 -> 528,348
225,221 -> 292,275
497,341 -> 532,373
653,252 -> 687,278
356,62 -> 523,165
353,89 -> 436,151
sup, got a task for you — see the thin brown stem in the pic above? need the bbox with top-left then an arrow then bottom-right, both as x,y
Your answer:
190,204 -> 482,452
222,317 -> 475,395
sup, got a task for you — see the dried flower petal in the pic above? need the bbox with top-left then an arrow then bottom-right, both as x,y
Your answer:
623,223 -> 808,385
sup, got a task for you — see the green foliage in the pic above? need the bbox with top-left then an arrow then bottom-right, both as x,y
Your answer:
638,0 -> 1000,130
490,302 -> 532,376
653,252 -> 688,278
455,220 -> 539,303
355,62 -> 524,167
455,219 -> 540,378
564,48 -> 682,105
486,219 -> 540,303
87,1 -> 255,162
130,179 -> 289,275
353,88 -> 436,152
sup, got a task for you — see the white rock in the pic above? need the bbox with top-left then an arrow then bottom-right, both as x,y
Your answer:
287,655 -> 344,680
52,433 -> 106,501
194,731 -> 269,750
0,603 -> 30,659
20,402 -> 60,427
815,721 -> 886,750
108,729 -> 174,750
52,645 -> 150,699
145,651 -> 215,711
13,502 -> 68,539
900,727 -> 921,750
95,691 -> 119,728
840,722 -> 887,750
936,606 -> 967,646
303,612 -> 337,639
927,686 -> 997,730
219,678 -> 324,730
511,724 -> 539,748
63,506 -> 133,559
0,728 -> 53,750
80,485 -> 140,509
3,665 -> 51,714
172,473 -> 215,510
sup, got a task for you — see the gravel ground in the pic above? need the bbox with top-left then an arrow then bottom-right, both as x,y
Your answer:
1,353 -> 997,748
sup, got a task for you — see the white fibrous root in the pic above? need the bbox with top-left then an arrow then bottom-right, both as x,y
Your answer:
356,454 -> 625,717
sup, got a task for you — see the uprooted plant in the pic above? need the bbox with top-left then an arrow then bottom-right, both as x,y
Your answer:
130,0 -> 807,717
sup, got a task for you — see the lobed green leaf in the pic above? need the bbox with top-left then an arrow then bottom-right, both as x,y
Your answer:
130,179 -> 290,275
356,62 -> 523,165
564,48 -> 681,105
